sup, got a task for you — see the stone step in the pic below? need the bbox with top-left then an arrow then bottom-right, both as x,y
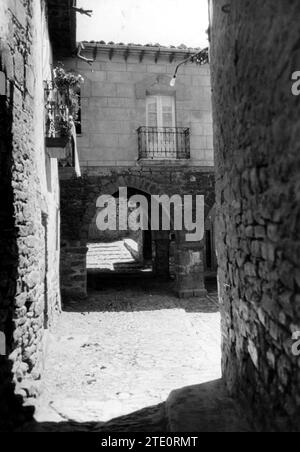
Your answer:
88,256 -> 135,261
87,241 -> 145,273
89,263 -> 143,269
87,257 -> 135,261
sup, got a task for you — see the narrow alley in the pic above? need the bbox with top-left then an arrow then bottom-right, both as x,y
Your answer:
1,0 -> 299,435
34,280 -> 222,429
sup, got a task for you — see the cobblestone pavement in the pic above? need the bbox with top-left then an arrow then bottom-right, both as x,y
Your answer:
33,278 -> 221,431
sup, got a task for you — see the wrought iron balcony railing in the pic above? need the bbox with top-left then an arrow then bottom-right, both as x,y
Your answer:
45,81 -> 70,140
137,127 -> 190,160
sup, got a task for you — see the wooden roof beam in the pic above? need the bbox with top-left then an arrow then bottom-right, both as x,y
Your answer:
169,52 -> 175,63
109,47 -> 114,60
124,48 -> 130,62
93,46 -> 98,60
155,49 -> 161,63
139,49 -> 145,63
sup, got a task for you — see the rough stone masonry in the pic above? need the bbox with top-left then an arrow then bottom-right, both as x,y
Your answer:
60,168 -> 215,297
0,0 -> 62,430
210,0 -> 300,431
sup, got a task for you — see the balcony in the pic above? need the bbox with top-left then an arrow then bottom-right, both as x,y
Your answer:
137,127 -> 190,160
44,81 -> 75,167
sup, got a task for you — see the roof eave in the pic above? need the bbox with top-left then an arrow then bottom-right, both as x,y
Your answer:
80,42 -> 205,64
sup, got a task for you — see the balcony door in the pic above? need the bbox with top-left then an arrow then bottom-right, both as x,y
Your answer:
146,95 -> 176,159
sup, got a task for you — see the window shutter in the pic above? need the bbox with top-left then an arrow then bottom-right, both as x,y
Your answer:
146,97 -> 158,127
161,97 -> 175,128
146,96 -> 175,128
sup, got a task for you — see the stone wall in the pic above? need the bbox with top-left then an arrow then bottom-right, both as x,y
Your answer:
62,45 -> 214,167
0,0 -> 61,430
60,245 -> 88,298
210,0 -> 300,431
60,167 -> 215,296
60,167 -> 215,240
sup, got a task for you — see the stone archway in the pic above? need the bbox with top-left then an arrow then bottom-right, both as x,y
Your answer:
80,174 -> 164,242
60,172 -> 208,298
60,174 -> 174,297
82,177 -> 173,283
86,186 -> 160,287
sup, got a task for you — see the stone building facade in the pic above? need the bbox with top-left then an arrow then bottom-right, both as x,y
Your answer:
60,43 -> 216,298
210,0 -> 300,431
0,0 -> 75,430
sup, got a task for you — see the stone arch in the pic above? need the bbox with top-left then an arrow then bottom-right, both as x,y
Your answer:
76,174 -> 179,286
61,171 -> 210,297
80,174 -> 175,242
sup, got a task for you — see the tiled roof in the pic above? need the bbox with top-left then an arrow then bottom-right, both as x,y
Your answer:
82,41 -> 201,52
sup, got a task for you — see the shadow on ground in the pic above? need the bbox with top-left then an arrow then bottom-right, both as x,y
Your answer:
18,380 -> 252,432
64,274 -> 219,314
19,403 -> 167,432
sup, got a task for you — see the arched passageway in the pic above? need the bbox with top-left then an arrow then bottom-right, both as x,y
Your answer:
60,172 -> 213,298
86,187 -> 162,291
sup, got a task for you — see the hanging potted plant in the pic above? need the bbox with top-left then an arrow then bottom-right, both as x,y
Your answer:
45,65 -> 84,155
45,117 -> 72,151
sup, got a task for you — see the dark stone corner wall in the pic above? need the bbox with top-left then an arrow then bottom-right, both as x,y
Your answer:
210,0 -> 300,431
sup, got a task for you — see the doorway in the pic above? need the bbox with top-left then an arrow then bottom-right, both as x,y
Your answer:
86,187 -> 164,291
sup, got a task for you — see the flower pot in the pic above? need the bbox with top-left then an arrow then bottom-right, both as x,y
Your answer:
46,136 -> 69,148
46,136 -> 70,159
